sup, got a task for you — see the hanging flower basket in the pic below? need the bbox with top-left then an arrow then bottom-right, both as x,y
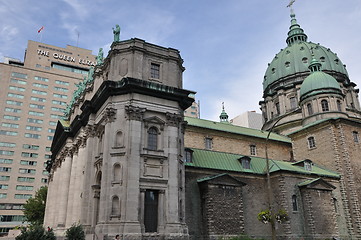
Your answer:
257,209 -> 272,224
275,209 -> 289,223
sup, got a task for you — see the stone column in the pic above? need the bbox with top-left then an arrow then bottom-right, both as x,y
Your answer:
52,159 -> 62,228
65,147 -> 79,227
57,147 -> 73,228
43,173 -> 54,228
158,190 -> 165,232
139,189 -> 146,230
72,137 -> 87,224
99,107 -> 117,223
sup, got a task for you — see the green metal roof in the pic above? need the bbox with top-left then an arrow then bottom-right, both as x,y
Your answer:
297,178 -> 321,187
185,148 -> 340,178
300,71 -> 341,101
263,14 -> 348,91
185,117 -> 291,144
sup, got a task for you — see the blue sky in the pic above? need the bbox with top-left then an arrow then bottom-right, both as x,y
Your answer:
1,0 -> 361,121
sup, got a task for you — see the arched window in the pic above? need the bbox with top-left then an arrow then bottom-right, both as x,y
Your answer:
239,156 -> 251,169
113,164 -> 121,182
321,100 -> 329,112
307,136 -> 316,149
184,149 -> 193,163
115,131 -> 123,147
292,195 -> 298,211
337,100 -> 342,112
147,127 -> 158,150
307,103 -> 313,115
111,196 -> 120,216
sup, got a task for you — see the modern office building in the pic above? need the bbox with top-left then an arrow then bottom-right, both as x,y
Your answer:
0,40 -> 96,234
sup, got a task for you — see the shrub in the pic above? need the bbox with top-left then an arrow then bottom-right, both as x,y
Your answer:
65,223 -> 85,240
15,224 -> 55,240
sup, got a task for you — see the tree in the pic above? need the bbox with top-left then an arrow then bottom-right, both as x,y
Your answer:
23,186 -> 47,225
15,224 -> 55,240
65,223 -> 85,240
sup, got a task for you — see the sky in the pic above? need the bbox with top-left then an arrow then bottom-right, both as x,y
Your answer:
1,0 -> 361,121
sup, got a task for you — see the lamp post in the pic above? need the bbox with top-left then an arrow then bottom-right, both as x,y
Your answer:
264,108 -> 300,240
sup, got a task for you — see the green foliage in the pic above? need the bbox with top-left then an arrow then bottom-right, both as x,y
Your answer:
15,224 -> 55,240
257,208 -> 289,224
257,209 -> 272,224
65,223 -> 85,240
23,186 -> 47,225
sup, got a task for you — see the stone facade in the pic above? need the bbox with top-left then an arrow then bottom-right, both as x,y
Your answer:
44,38 -> 194,240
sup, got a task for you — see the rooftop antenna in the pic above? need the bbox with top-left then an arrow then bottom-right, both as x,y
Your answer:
76,30 -> 80,47
287,0 -> 296,13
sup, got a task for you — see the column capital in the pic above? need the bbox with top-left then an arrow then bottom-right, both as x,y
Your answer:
166,112 -> 183,127
125,105 -> 146,121
104,106 -> 117,123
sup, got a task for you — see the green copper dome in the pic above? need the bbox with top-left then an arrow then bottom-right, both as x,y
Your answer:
300,69 -> 342,101
263,14 -> 348,91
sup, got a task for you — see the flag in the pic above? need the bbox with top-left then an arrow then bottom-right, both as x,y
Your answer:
38,26 -> 44,33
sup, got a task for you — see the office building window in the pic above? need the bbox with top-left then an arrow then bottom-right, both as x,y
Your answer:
8,86 -> 25,92
10,79 -> 27,85
5,107 -> 21,113
41,178 -> 48,183
20,160 -> 37,166
51,107 -> 65,112
14,194 -> 32,199
7,93 -> 24,99
24,133 -> 41,139
32,83 -> 48,88
55,80 -> 69,86
0,142 -> 16,148
54,86 -> 68,92
52,100 -> 67,106
31,89 -> 47,95
1,123 -> 19,129
27,118 -> 43,124
0,130 -> 18,136
6,100 -> 22,106
0,176 -> 10,181
150,63 -> 160,79
47,136 -> 53,141
25,126 -> 42,132
0,151 -> 14,156
16,185 -> 33,191
12,72 -> 27,79
34,76 -> 49,82
21,152 -> 38,158
3,115 -> 20,121
19,168 -> 36,175
0,167 -> 11,172
53,93 -> 67,99
30,96 -> 46,102
0,185 -> 8,190
28,111 -> 44,117
49,121 -> 57,126
0,159 -> 13,164
50,114 -> 62,119
29,103 -> 45,110
0,194 -> 7,199
17,177 -> 34,182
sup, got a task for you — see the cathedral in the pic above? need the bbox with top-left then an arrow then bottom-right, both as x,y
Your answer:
44,9 -> 361,240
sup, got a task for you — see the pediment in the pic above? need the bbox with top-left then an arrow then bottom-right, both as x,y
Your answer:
197,173 -> 246,187
298,178 -> 336,191
144,116 -> 165,126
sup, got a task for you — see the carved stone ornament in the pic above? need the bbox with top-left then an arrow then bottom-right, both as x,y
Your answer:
85,124 -> 97,138
125,105 -> 146,121
166,112 -> 183,127
104,107 -> 117,123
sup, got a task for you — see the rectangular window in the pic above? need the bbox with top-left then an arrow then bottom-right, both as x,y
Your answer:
3,115 -> 20,121
12,72 -> 27,79
41,178 -> 48,183
45,147 -> 51,152
0,151 -> 14,156
0,159 -> 13,164
54,86 -> 68,92
34,76 -> 49,82
14,194 -> 32,199
307,136 -> 316,149
0,130 -> 18,136
0,176 -> 10,181
48,128 -> 55,133
24,133 -> 41,139
29,103 -> 45,109
51,107 -> 65,112
144,190 -> 159,232
0,167 -> 11,172
10,79 -> 27,85
55,80 -> 69,86
21,152 -> 38,158
353,131 -> 359,143
28,111 -> 44,117
50,114 -> 62,119
27,118 -> 43,124
0,142 -> 16,148
0,185 -> 8,190
0,215 -> 25,222
53,93 -> 68,99
32,83 -> 48,88
8,86 -> 25,92
0,193 -> 7,199
49,121 -> 57,126
52,100 -> 67,106
5,107 -> 21,113
1,123 -> 19,129
205,137 -> 212,150
52,63 -> 88,75
6,100 -> 23,106
150,63 -> 160,79
16,185 -> 33,191
250,145 -> 257,156
30,96 -> 46,102
22,144 -> 39,150
31,89 -> 47,95
25,125 -> 42,132
20,160 -> 37,166
17,177 -> 35,182
47,136 -> 53,141
42,170 -> 49,175
7,93 -> 24,99
18,168 -> 36,175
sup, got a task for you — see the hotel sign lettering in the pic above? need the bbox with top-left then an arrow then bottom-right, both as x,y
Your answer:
37,49 -> 96,66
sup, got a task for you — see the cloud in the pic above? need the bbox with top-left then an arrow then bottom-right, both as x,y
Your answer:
61,0 -> 90,19
0,25 -> 19,42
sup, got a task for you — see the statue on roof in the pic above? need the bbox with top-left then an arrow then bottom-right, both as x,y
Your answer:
113,24 -> 120,42
96,48 -> 104,65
